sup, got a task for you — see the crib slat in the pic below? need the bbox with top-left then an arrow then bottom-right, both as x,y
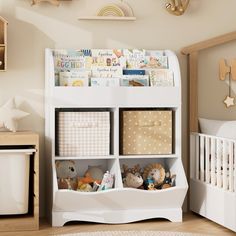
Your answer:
200,136 -> 205,182
229,141 -> 233,192
222,140 -> 228,190
217,139 -> 222,188
195,135 -> 199,180
211,138 -> 216,186
205,137 -> 210,184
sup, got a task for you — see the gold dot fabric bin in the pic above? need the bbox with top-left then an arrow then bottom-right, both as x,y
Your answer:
121,110 -> 172,155
58,111 -> 110,156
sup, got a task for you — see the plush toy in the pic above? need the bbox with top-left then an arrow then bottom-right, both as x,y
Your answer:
97,171 -> 114,191
144,178 -> 156,190
84,165 -> 104,184
143,163 -> 165,187
122,164 -> 143,188
56,160 -> 78,190
77,180 -> 93,192
78,165 -> 104,186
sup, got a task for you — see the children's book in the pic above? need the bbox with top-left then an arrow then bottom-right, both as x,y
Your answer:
123,69 -> 145,75
91,66 -> 123,78
141,56 -> 168,69
59,71 -> 89,87
149,69 -> 174,87
53,49 -> 90,86
91,49 -> 126,68
123,49 -> 146,69
121,75 -> 149,86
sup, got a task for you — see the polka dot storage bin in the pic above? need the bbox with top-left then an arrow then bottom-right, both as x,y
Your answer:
121,110 -> 172,155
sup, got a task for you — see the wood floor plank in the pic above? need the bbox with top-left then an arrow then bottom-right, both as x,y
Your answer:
0,213 -> 235,236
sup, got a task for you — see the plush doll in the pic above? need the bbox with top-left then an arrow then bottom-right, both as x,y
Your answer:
97,171 -> 114,191
143,163 -> 165,187
77,180 -> 93,192
56,160 -> 78,190
78,165 -> 104,186
84,165 -> 104,184
122,164 -> 143,188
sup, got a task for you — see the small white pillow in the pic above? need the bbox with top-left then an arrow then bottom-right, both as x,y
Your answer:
199,118 -> 236,140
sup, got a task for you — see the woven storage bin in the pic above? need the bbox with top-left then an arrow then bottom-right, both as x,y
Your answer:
58,111 -> 110,156
121,110 -> 172,155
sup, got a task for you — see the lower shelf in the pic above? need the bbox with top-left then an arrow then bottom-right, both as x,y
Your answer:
52,187 -> 187,226
53,208 -> 183,226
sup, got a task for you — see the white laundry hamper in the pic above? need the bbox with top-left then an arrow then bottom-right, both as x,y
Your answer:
0,149 -> 35,215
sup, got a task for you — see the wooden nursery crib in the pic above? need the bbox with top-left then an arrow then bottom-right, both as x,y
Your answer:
182,31 -> 236,232
190,132 -> 236,232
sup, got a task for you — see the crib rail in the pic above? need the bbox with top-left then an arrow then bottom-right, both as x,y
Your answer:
191,133 -> 236,192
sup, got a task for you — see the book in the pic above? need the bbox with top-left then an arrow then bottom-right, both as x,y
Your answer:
149,69 -> 174,87
123,49 -> 146,69
141,56 -> 168,69
59,71 -> 89,87
91,49 -> 126,68
91,66 -> 123,78
53,49 -> 90,86
120,75 -> 149,87
91,77 -> 120,87
123,69 -> 145,75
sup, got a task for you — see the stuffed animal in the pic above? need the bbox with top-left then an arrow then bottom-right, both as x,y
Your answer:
77,180 -> 93,192
97,171 -> 114,191
56,160 -> 78,190
84,165 -> 104,184
78,165 -> 104,186
122,164 -> 143,188
143,163 -> 165,187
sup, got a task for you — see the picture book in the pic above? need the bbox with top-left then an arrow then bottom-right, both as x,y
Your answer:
141,56 -> 168,69
123,49 -> 146,69
91,66 -> 123,78
59,71 -> 89,87
121,75 -> 149,87
149,69 -> 174,87
53,49 -> 89,86
91,49 -> 126,68
123,69 -> 146,75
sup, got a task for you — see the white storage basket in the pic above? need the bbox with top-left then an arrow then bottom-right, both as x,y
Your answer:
0,149 -> 35,215
58,111 -> 110,156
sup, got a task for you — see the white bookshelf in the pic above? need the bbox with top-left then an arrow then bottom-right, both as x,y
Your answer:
45,49 -> 188,226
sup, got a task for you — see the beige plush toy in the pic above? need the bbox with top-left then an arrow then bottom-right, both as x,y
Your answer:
56,160 -> 78,190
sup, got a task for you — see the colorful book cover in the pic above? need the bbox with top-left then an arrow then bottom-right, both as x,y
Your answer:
123,69 -> 145,75
91,66 -> 123,78
59,71 -> 89,87
91,49 -> 126,68
141,56 -> 168,69
53,49 -> 89,86
91,77 -> 120,87
121,75 -> 149,87
123,49 -> 146,69
149,69 -> 174,87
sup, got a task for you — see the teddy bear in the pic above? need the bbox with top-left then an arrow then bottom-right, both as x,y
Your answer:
56,160 -> 78,190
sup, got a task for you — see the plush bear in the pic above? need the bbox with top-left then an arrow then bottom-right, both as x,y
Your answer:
56,160 -> 78,190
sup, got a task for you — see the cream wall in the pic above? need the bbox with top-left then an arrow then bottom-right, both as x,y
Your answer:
1,0 -> 236,217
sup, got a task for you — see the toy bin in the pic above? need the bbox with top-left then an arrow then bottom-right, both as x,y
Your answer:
0,148 -> 35,215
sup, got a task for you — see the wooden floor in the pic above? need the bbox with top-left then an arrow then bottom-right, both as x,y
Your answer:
0,212 -> 235,236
